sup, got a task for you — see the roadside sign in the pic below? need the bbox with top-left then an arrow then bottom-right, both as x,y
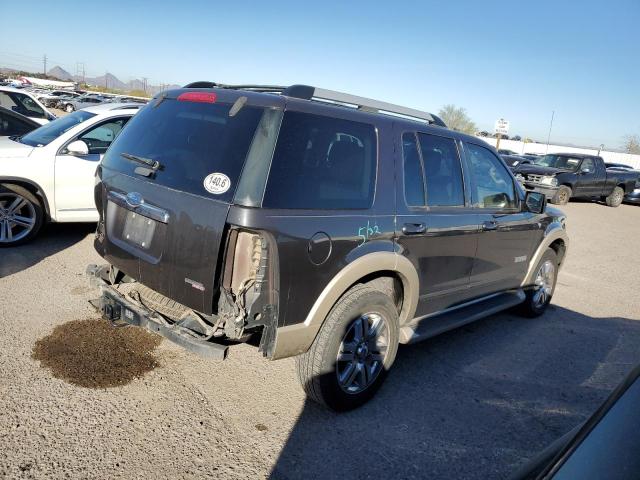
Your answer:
494,118 -> 510,135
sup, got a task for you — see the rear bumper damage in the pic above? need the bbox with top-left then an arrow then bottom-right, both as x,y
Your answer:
86,264 -> 229,360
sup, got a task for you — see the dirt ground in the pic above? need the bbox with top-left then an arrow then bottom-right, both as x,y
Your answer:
1,201 -> 639,479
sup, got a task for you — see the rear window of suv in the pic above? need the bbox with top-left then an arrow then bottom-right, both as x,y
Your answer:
262,111 -> 376,210
101,97 -> 265,202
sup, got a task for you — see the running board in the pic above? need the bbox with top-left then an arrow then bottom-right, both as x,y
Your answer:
399,289 -> 526,344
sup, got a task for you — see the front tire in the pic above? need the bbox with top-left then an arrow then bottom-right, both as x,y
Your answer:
551,185 -> 571,205
65,104 -> 74,113
605,186 -> 624,207
0,184 -> 44,247
296,284 -> 399,411
518,248 -> 558,317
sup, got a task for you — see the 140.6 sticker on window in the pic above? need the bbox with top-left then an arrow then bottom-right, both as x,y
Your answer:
204,173 -> 231,194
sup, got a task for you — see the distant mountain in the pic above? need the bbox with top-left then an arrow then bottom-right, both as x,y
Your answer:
47,66 -> 73,81
84,72 -> 127,90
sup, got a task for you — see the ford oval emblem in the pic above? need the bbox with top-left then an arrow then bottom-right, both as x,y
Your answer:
125,192 -> 144,207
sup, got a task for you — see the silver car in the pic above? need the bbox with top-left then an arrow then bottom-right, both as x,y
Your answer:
60,94 -> 107,113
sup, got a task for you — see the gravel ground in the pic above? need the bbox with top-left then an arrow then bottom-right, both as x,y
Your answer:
1,201 -> 639,479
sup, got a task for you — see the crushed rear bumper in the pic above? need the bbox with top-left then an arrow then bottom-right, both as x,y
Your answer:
86,264 -> 229,360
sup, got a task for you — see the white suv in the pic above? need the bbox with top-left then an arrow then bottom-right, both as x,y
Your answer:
0,103 -> 141,246
0,86 -> 56,125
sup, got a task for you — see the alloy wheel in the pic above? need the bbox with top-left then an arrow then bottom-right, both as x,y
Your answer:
0,193 -> 37,244
336,313 -> 389,394
533,260 -> 555,308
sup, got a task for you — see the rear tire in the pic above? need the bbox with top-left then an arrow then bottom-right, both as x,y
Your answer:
0,183 -> 44,247
518,248 -> 558,317
551,185 -> 571,205
296,284 -> 399,411
605,186 -> 624,207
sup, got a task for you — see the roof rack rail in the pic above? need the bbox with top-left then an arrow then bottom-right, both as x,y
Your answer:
182,82 -> 446,127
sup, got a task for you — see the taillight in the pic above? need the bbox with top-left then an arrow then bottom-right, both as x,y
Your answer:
177,91 -> 217,103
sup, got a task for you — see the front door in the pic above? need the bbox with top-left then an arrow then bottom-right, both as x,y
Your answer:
55,116 -> 130,219
574,157 -> 601,196
395,127 -> 479,317
462,141 -> 540,297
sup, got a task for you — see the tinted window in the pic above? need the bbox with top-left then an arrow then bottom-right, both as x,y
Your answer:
581,158 -> 595,173
0,91 -> 46,119
418,133 -> 464,206
77,117 -> 130,155
0,111 -> 36,136
19,110 -> 95,146
402,132 -> 425,206
263,111 -> 376,209
102,98 -> 265,202
465,143 -> 517,209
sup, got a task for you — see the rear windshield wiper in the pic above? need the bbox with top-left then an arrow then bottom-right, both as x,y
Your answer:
120,152 -> 162,170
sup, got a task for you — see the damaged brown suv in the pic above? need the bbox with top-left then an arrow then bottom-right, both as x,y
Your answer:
88,82 -> 568,410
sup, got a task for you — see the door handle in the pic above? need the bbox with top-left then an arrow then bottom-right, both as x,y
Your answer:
482,220 -> 498,231
402,223 -> 427,235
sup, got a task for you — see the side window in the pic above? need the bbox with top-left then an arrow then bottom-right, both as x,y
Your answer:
0,112 -> 33,136
16,94 -> 46,119
0,93 -> 15,109
402,132 -> 426,206
262,111 -> 376,209
77,117 -> 130,155
418,133 -> 464,207
465,143 -> 517,209
581,158 -> 595,173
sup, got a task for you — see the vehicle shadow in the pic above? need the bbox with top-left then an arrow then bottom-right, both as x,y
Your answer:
0,223 -> 95,279
269,306 -> 640,480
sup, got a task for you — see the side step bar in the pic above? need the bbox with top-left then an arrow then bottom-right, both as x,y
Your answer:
400,289 -> 526,344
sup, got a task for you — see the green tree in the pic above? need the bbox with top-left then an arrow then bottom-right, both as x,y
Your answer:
437,104 -> 477,134
622,134 -> 640,154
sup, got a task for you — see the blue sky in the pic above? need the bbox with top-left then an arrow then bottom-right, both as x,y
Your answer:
1,0 -> 638,148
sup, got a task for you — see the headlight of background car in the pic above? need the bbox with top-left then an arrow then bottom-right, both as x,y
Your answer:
540,176 -> 558,187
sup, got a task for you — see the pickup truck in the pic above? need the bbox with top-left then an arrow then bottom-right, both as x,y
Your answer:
513,153 -> 639,207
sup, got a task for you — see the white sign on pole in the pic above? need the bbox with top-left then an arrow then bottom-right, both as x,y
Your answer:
494,118 -> 510,135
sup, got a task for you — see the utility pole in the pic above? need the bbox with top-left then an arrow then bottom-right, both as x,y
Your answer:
142,77 -> 148,93
105,71 -> 108,89
545,110 -> 555,154
43,54 -> 47,75
76,62 -> 86,85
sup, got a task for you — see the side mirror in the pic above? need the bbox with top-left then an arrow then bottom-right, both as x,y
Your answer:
66,139 -> 89,156
525,191 -> 546,214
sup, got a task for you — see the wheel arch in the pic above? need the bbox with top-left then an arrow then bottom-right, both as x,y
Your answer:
0,176 -> 51,219
271,252 -> 419,360
522,224 -> 568,286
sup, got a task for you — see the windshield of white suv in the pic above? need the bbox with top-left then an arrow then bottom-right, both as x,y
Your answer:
534,154 -> 582,171
19,110 -> 96,147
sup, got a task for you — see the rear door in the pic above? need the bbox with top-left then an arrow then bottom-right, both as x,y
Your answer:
395,126 -> 479,316
463,141 -> 540,296
97,92 -> 276,314
54,116 -> 130,218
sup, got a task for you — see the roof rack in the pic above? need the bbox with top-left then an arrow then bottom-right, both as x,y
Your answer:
182,82 -> 446,127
